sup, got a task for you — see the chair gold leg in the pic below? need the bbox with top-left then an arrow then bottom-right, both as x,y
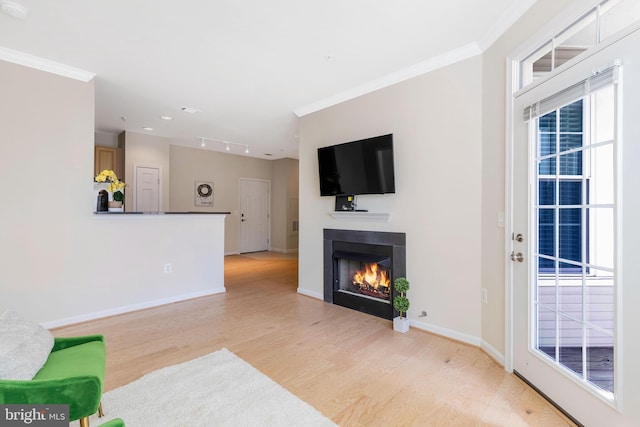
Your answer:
98,402 -> 104,417
79,417 -> 89,427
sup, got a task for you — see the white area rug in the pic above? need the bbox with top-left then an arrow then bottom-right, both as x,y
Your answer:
75,348 -> 336,427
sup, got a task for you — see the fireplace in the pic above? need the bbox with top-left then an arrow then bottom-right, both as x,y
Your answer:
323,229 -> 406,320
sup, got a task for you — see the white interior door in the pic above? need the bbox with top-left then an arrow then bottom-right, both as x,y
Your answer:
135,166 -> 160,212
239,178 -> 270,253
511,26 -> 640,426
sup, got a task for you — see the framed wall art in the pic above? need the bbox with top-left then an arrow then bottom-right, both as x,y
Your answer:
195,181 -> 214,206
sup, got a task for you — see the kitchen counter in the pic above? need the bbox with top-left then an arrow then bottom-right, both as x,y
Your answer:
94,211 -> 230,215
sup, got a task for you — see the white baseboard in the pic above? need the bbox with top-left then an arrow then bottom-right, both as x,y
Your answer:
41,287 -> 226,329
481,339 -> 505,366
409,318 -> 482,347
297,288 -> 324,300
268,247 -> 299,254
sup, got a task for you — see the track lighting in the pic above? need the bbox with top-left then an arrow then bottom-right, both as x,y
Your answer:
196,136 -> 251,155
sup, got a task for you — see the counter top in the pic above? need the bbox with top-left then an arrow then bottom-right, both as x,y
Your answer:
94,211 -> 230,215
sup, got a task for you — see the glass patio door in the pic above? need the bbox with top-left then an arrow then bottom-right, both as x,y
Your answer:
512,60 -> 621,425
533,92 -> 615,396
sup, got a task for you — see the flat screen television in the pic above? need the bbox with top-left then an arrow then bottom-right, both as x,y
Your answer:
318,134 -> 395,196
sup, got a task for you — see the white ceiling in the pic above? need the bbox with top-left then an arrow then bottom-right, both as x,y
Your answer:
0,0 -> 535,159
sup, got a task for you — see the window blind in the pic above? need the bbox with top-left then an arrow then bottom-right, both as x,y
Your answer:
523,63 -> 620,122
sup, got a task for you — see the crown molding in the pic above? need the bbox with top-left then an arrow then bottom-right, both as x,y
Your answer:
294,42 -> 482,117
477,0 -> 538,51
0,46 -> 95,82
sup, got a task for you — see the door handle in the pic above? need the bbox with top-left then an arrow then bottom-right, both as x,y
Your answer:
510,251 -> 524,262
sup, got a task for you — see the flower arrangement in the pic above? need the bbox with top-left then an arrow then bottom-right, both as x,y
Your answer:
95,170 -> 126,202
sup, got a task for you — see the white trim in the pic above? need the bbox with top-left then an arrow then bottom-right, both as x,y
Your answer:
296,288 -> 323,300
238,178 -> 271,253
294,42 -> 482,117
329,211 -> 392,222
410,318 -> 482,347
509,0 -> 607,64
613,64 -> 624,413
0,46 -> 95,82
504,55 -> 518,373
270,247 -> 299,254
40,287 -> 226,329
481,339 -> 506,366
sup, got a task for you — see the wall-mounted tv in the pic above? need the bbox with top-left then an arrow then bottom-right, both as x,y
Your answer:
318,134 -> 395,196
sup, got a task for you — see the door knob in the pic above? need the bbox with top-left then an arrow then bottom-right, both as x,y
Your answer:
510,251 -> 524,262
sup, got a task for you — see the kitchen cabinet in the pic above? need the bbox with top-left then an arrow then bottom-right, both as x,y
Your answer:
94,146 -> 123,178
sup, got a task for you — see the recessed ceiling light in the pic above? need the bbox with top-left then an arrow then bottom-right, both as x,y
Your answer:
160,115 -> 172,120
142,127 -> 154,131
1,1 -> 28,19
180,106 -> 201,114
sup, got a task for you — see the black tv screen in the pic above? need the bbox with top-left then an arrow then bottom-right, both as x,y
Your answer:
318,134 -> 395,196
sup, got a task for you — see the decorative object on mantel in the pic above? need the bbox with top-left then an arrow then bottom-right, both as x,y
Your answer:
392,277 -> 410,333
195,181 -> 214,206
95,169 -> 126,212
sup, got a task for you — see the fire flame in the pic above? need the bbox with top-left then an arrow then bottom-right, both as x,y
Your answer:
353,263 -> 390,290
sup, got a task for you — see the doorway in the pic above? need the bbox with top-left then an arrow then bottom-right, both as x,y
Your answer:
509,24 -> 640,425
239,178 -> 270,253
134,165 -> 161,212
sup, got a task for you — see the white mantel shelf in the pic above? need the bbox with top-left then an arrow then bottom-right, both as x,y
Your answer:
329,212 -> 392,222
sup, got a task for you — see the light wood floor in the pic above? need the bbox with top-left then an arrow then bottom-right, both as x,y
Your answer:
53,254 -> 576,426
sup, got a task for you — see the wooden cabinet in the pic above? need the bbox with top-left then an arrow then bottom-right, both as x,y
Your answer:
94,146 -> 123,179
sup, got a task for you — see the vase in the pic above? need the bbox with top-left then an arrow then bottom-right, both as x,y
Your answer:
108,201 -> 124,212
393,316 -> 410,333
94,183 -> 110,212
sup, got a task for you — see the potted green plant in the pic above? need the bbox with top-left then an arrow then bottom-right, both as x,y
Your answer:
392,277 -> 410,333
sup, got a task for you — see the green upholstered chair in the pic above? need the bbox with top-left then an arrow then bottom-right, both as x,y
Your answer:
0,334 -> 107,427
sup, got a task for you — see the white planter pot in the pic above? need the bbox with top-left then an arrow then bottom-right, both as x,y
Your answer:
393,316 -> 410,333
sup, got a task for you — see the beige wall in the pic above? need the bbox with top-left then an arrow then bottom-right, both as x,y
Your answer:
480,0 -> 573,358
0,60 -> 225,325
168,145 -> 276,254
298,56 -> 483,344
271,158 -> 299,253
123,131 -> 171,212
295,0 -> 583,358
121,134 -> 300,255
